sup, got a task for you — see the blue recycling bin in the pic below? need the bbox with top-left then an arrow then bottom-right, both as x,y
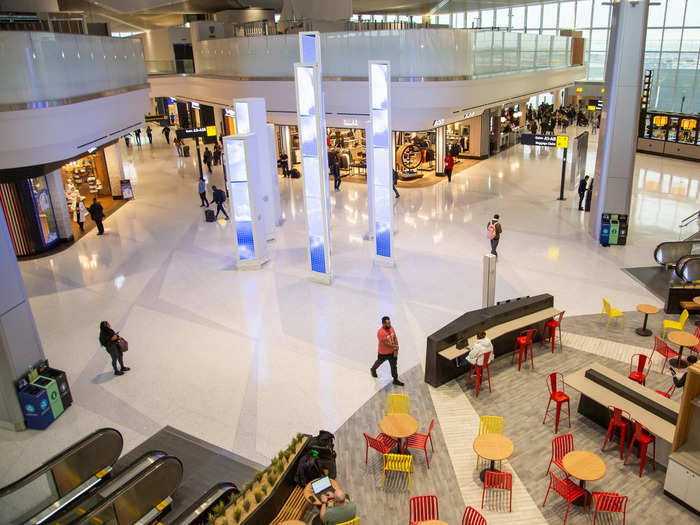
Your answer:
18,383 -> 54,430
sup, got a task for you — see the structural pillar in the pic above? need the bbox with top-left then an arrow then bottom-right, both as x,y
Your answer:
0,208 -> 45,431
44,168 -> 73,241
104,142 -> 125,198
588,0 -> 649,242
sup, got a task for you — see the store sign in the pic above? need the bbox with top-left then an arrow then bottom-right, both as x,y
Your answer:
463,111 -> 476,119
433,118 -> 445,127
587,105 -> 596,111
87,147 -> 97,153
176,127 -> 208,139
224,108 -> 235,117
190,101 -> 200,109
145,114 -> 168,123
596,99 -> 604,110
521,134 -> 568,148
342,119 -> 358,127
121,179 -> 134,200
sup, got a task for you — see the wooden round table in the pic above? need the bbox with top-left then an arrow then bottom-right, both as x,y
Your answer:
303,478 -> 341,506
693,296 -> 700,327
380,413 -> 419,452
473,433 -> 514,483
562,450 -> 606,506
635,304 -> 659,336
667,330 -> 698,369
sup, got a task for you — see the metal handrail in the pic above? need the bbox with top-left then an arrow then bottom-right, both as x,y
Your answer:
679,209 -> 700,228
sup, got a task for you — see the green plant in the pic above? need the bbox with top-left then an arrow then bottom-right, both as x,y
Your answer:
228,492 -> 238,505
254,471 -> 264,482
261,485 -> 267,496
242,481 -> 253,493
207,512 -> 216,525
254,491 -> 263,503
242,499 -> 251,512
268,472 -> 278,485
233,508 -> 242,523
213,501 -> 226,516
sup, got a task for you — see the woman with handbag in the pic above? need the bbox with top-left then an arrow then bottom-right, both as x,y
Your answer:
99,321 -> 130,376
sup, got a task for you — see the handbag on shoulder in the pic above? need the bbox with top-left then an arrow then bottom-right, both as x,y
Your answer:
117,337 -> 129,352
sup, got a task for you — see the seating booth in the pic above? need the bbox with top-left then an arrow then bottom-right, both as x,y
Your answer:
424,294 -> 558,387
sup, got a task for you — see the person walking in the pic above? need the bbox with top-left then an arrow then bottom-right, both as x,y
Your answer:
331,154 -> 341,191
203,147 -> 213,173
123,133 -> 131,148
213,143 -> 222,166
392,169 -> 400,198
99,321 -> 130,376
162,126 -> 171,144
198,178 -> 209,207
578,175 -> 590,211
211,185 -> 229,219
74,198 -> 88,232
133,128 -> 142,146
146,126 -> 153,144
487,214 -> 502,256
370,316 -> 404,386
173,137 -> 182,157
88,197 -> 105,235
444,152 -> 455,182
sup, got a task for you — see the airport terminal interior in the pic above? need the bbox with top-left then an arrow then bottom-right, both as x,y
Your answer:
1,1 -> 700,525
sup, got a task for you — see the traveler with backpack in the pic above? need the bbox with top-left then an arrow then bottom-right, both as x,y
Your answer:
487,214 -> 502,256
211,185 -> 229,220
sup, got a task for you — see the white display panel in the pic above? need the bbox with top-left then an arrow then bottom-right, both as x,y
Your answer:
368,60 -> 393,264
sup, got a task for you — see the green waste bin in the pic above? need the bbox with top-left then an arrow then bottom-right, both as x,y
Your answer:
32,375 -> 64,419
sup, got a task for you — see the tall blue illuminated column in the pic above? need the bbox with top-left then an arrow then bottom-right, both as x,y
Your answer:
224,133 -> 269,269
368,60 -> 394,266
295,31 -> 332,284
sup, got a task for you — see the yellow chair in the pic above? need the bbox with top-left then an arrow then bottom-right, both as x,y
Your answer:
338,519 -> 360,525
661,309 -> 689,338
386,394 -> 409,415
599,298 -> 626,330
475,415 -> 504,470
382,453 -> 413,493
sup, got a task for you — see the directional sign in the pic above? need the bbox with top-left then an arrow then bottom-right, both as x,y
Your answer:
176,127 -> 207,139
556,136 -> 569,149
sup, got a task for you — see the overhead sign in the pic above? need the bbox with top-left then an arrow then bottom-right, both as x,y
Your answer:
596,99 -> 604,110
206,125 -> 217,137
556,136 -> 569,149
176,127 -> 207,139
145,114 -> 168,122
587,105 -> 596,111
190,101 -> 200,109
521,134 -> 557,147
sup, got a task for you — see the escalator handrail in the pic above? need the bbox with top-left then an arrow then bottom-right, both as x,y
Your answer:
0,428 -> 123,497
75,455 -> 184,525
679,255 -> 700,283
679,209 -> 700,228
170,482 -> 238,525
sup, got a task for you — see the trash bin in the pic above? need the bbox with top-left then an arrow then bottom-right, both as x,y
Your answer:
32,376 -> 64,419
38,366 -> 72,409
18,384 -> 54,430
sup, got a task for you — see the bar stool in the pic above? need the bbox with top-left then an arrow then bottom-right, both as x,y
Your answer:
544,311 -> 565,353
602,406 -> 631,459
511,328 -> 537,371
624,419 -> 655,477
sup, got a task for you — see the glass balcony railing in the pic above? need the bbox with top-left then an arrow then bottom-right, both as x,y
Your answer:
194,29 -> 573,80
145,59 -> 195,75
0,31 -> 147,106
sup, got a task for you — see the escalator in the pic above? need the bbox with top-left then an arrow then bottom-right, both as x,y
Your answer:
170,482 -> 238,525
0,428 -> 123,525
653,240 -> 700,266
45,451 -> 173,524
61,455 -> 183,525
676,255 -> 700,283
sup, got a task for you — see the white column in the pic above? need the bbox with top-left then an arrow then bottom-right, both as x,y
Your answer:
233,98 -> 277,240
103,142 -> 125,198
295,31 -> 332,283
224,134 -> 269,269
44,168 -> 73,240
268,123 -> 282,226
368,60 -> 394,265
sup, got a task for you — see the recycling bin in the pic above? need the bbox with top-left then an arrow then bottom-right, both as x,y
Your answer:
32,376 -> 64,419
38,366 -> 72,409
18,384 -> 54,430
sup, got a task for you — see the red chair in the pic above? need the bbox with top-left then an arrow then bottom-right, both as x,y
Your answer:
628,353 -> 651,385
650,336 -> 679,373
690,325 -> 700,362
542,372 -> 571,434
547,433 -> 574,476
512,328 -> 537,371
409,494 -> 439,524
363,432 -> 398,463
467,351 -> 492,397
624,419 -> 656,477
461,506 -> 487,525
592,492 -> 628,525
656,382 -> 677,398
543,471 -> 588,524
601,406 -> 631,459
482,471 -> 512,512
404,419 -> 435,468
544,311 -> 565,353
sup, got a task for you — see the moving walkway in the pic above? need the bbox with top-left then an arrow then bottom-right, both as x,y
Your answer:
170,482 -> 238,525
0,428 -> 123,525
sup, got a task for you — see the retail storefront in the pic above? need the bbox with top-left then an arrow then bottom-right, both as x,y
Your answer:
638,111 -> 700,161
395,131 -> 436,180
0,142 -> 126,257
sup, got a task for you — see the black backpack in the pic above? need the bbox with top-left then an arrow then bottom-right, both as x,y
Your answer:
294,454 -> 322,486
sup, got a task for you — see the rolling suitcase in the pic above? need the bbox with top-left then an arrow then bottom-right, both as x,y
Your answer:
205,209 -> 215,222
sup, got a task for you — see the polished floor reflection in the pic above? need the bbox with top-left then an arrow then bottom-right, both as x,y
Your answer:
1,127 -> 698,486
